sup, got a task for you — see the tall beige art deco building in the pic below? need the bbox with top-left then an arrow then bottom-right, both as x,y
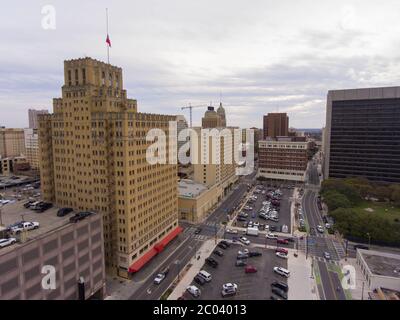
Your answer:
38,57 -> 179,278
0,128 -> 26,158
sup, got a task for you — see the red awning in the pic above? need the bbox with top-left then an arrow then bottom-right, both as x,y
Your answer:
154,226 -> 183,253
128,226 -> 184,273
128,248 -> 157,273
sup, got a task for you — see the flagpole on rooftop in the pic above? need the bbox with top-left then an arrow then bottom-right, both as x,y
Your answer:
106,8 -> 110,64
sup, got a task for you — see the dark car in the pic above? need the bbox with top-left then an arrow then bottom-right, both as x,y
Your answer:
220,240 -> 230,247
205,257 -> 218,268
57,207 -> 73,217
248,251 -> 262,257
354,244 -> 369,250
271,281 -> 289,292
217,242 -> 228,250
69,211 -> 95,223
272,287 -> 287,299
237,216 -> 247,222
23,200 -> 35,208
213,250 -> 224,257
310,227 -> 316,236
284,237 -> 295,243
194,228 -> 202,234
34,202 -> 53,213
194,275 -> 206,286
269,225 -> 277,232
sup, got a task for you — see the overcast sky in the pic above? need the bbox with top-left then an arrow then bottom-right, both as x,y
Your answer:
1,0 -> 400,129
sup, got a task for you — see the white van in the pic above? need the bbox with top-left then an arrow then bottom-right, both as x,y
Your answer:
198,270 -> 212,282
273,266 -> 290,278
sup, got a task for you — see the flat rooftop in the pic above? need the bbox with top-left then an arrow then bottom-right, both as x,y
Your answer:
178,179 -> 208,198
0,175 -> 38,188
0,199 -> 74,257
360,249 -> 400,278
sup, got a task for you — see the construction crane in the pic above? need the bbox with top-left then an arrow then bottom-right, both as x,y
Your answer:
181,104 -> 208,127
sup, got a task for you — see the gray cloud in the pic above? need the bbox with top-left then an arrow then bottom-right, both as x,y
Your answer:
1,0 -> 400,129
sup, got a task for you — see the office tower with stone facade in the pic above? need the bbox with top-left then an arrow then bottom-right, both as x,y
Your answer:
38,57 -> 179,278
0,128 -> 26,158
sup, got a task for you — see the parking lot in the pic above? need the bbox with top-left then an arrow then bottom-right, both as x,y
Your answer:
232,183 -> 293,234
182,243 -> 289,300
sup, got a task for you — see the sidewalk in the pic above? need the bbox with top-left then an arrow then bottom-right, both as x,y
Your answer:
168,239 -> 217,300
287,251 -> 318,300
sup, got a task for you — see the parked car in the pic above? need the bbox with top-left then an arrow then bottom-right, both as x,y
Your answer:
213,249 -> 224,257
239,237 -> 250,245
57,207 -> 73,217
194,228 -> 202,234
248,251 -> 262,257
194,275 -> 206,286
0,238 -> 17,248
69,211 -> 95,223
354,244 -> 369,250
269,225 -> 277,232
23,200 -> 35,208
205,257 -> 218,268
11,221 -> 40,234
33,202 -> 53,213
237,216 -> 247,222
266,233 -> 278,240
245,265 -> 257,273
217,242 -> 228,250
317,225 -> 324,233
235,259 -> 247,267
276,252 -> 288,259
187,285 -> 201,298
226,228 -> 238,234
220,240 -> 230,247
275,248 -> 289,254
221,283 -> 238,297
273,267 -> 290,278
271,281 -> 289,292
277,239 -> 289,245
272,287 -> 288,299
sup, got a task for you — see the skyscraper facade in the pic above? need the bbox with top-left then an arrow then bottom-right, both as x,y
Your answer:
38,57 -> 179,278
324,86 -> 400,183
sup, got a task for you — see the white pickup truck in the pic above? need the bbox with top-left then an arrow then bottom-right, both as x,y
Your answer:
11,222 -> 40,234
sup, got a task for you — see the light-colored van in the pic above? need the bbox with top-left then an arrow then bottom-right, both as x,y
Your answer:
273,266 -> 290,278
198,270 -> 212,282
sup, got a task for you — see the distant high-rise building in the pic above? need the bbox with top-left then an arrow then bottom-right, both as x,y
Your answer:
24,128 -> 39,170
216,102 -> 226,127
202,103 -> 227,129
38,57 -> 179,278
324,87 -> 400,183
0,128 -> 25,158
263,113 -> 289,139
202,106 -> 222,128
28,109 -> 48,129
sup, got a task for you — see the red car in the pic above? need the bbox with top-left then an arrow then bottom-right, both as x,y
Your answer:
277,239 -> 289,245
245,265 -> 257,273
275,248 -> 288,254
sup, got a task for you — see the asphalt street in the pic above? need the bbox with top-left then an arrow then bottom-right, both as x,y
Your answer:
303,160 -> 347,300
